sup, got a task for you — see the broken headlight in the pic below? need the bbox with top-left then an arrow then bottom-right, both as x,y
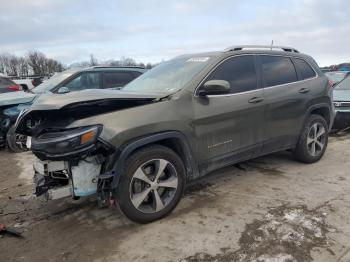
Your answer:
31,125 -> 102,157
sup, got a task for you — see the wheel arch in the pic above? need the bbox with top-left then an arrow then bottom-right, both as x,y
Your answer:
306,103 -> 333,129
105,131 -> 199,189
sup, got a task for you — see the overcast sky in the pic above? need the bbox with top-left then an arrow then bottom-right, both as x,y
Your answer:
0,0 -> 348,66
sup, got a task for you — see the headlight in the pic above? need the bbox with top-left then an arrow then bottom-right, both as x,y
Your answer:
31,125 -> 102,157
3,107 -> 21,117
3,103 -> 32,117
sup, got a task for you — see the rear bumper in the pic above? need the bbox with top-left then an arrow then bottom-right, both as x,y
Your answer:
332,111 -> 350,130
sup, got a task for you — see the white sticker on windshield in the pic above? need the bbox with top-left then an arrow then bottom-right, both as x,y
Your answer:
186,57 -> 209,62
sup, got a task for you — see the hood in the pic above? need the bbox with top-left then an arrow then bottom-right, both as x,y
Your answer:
333,89 -> 350,102
15,89 -> 168,136
0,91 -> 36,107
30,89 -> 166,111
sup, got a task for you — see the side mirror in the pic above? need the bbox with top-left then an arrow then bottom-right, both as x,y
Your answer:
198,80 -> 230,96
57,87 -> 70,94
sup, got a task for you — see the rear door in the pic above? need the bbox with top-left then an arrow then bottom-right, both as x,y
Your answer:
259,55 -> 309,153
102,71 -> 138,89
193,55 -> 266,173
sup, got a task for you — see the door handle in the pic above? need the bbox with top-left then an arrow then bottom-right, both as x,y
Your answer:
299,88 -> 310,94
248,97 -> 264,103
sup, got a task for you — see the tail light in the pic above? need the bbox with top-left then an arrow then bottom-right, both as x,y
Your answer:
8,85 -> 21,91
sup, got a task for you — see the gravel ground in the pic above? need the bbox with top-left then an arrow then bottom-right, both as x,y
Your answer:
1,133 -> 350,262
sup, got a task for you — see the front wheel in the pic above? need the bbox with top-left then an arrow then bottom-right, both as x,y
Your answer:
116,145 -> 186,223
293,114 -> 328,163
6,125 -> 28,153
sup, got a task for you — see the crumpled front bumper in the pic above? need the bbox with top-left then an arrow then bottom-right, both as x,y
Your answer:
33,156 -> 102,200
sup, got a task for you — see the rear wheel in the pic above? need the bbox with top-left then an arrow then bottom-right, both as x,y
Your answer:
117,145 -> 186,223
293,114 -> 328,163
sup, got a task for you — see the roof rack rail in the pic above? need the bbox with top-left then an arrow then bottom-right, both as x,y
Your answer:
91,65 -> 146,69
224,45 -> 300,53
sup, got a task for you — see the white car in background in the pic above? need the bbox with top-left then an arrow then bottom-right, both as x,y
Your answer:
12,77 -> 43,91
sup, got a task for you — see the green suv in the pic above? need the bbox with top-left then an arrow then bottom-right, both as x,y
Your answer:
16,45 -> 334,223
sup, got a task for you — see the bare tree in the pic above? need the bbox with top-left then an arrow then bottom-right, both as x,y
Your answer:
26,51 -> 46,75
120,56 -> 136,66
26,50 -> 64,76
18,57 -> 29,76
7,55 -> 20,76
89,54 -> 98,66
0,54 -> 9,74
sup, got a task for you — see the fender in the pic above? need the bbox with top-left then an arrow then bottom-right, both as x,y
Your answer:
99,131 -> 199,190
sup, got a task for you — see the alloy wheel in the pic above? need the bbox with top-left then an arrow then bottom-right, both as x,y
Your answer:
307,122 -> 326,156
129,159 -> 179,213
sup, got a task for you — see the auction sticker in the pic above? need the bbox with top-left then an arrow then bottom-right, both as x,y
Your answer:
186,57 -> 209,62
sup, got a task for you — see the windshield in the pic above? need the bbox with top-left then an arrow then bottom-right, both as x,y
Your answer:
33,69 -> 80,94
325,72 -> 348,84
122,56 -> 212,93
335,74 -> 350,90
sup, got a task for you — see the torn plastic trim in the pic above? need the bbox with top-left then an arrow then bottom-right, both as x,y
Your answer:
34,156 -> 103,200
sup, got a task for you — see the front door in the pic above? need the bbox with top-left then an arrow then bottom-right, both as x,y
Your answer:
192,55 -> 265,174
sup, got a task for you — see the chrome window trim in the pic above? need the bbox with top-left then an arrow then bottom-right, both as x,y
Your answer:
206,88 -> 261,98
262,74 -> 318,90
194,53 -> 319,98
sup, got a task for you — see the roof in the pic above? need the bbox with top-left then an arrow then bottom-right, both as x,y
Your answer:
224,45 -> 299,53
83,66 -> 147,73
174,45 -> 309,62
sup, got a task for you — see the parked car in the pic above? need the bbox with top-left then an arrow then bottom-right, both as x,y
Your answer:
12,76 -> 43,91
15,45 -> 333,223
332,74 -> 350,130
0,75 -> 21,93
325,71 -> 350,87
1,66 -> 146,150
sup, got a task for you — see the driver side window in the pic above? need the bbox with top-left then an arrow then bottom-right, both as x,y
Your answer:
65,72 -> 100,92
205,55 -> 257,94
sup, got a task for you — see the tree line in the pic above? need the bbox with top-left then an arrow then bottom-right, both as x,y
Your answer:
0,51 -> 157,78
0,51 -> 64,77
69,54 -> 155,69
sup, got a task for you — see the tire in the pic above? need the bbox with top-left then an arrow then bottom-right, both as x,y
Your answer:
293,114 -> 328,163
116,145 -> 186,223
6,125 -> 28,153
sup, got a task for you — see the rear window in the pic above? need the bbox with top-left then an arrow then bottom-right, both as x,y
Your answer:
260,56 -> 298,87
0,77 -> 15,88
293,58 -> 316,80
103,71 -> 136,88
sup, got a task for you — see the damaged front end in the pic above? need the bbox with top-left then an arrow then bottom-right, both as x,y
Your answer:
30,124 -> 116,204
15,90 -> 163,205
